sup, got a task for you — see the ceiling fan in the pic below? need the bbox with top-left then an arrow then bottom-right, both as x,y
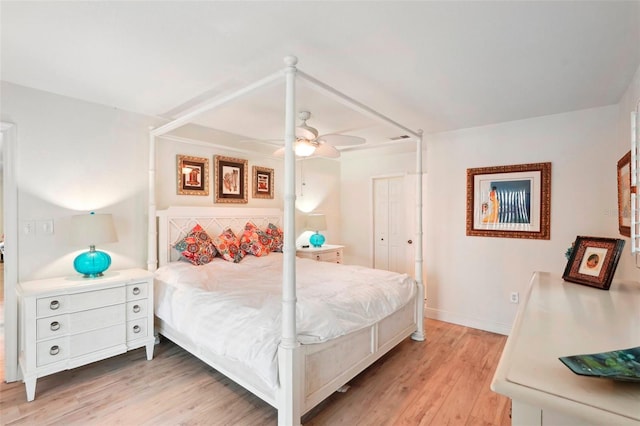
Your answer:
274,111 -> 366,158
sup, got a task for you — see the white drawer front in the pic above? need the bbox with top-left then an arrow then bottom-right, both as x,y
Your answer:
36,337 -> 69,367
36,314 -> 68,340
36,296 -> 69,317
68,304 -> 125,335
70,324 -> 125,358
126,318 -> 148,342
70,287 -> 125,312
317,252 -> 338,262
126,299 -> 147,320
126,282 -> 148,301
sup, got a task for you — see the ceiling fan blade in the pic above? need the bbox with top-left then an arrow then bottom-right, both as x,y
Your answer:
312,143 -> 340,158
273,146 -> 285,157
317,134 -> 366,147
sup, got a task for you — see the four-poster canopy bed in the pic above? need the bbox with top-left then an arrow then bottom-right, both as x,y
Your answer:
147,56 -> 425,425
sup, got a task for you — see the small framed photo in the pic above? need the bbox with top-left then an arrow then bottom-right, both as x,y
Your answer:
214,155 -> 248,203
252,166 -> 274,199
177,155 -> 209,196
617,151 -> 631,237
562,236 -> 625,290
466,162 -> 551,239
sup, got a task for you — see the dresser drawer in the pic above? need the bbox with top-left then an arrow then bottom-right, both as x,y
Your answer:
36,287 -> 125,317
126,318 -> 148,341
126,282 -> 148,301
126,299 -> 148,320
36,337 -> 69,367
70,324 -> 125,358
317,252 -> 338,262
36,314 -> 68,340
36,304 -> 125,340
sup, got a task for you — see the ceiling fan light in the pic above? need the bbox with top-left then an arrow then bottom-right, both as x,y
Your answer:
295,140 -> 316,157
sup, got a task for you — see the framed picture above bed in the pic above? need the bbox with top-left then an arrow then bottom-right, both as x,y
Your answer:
466,162 -> 551,239
617,151 -> 631,237
252,166 -> 274,199
177,155 -> 209,196
214,155 -> 248,203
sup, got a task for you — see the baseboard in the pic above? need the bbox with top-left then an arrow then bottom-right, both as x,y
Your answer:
424,306 -> 512,336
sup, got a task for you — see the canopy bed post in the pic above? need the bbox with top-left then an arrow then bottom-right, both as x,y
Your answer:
148,131 -> 158,272
411,130 -> 425,341
277,55 -> 302,426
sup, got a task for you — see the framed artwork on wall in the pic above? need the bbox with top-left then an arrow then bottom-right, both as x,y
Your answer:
214,155 -> 248,203
466,162 -> 551,239
617,150 -> 631,237
252,166 -> 274,199
177,155 -> 209,196
562,236 -> 625,290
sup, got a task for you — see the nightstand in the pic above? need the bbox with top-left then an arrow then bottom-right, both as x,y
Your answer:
17,268 -> 155,401
296,244 -> 345,264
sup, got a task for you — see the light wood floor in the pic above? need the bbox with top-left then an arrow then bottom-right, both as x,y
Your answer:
1,305 -> 511,425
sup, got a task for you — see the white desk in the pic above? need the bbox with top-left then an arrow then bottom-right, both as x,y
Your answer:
491,271 -> 640,426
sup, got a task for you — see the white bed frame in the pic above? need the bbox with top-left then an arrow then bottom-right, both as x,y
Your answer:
148,56 -> 425,425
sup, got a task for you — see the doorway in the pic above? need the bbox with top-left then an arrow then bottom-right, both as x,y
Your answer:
372,174 -> 414,275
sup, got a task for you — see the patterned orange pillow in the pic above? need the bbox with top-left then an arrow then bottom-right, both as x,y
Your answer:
213,228 -> 245,263
264,223 -> 284,252
173,224 -> 217,265
240,222 -> 271,257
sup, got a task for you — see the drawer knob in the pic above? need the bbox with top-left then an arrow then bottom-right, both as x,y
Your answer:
316,255 -> 320,261
50,300 -> 60,310
50,321 -> 61,331
132,287 -> 141,296
133,325 -> 141,334
49,345 -> 60,356
133,305 -> 141,313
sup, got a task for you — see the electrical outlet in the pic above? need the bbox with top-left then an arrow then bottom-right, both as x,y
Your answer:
510,292 -> 519,304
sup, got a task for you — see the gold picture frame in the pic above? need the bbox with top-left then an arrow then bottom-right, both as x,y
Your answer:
617,151 -> 631,237
562,236 -> 625,290
252,166 -> 274,199
177,155 -> 209,196
214,155 -> 248,204
466,162 -> 551,239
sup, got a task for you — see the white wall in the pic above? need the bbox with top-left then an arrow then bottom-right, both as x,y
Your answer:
1,82 -> 159,281
425,105 -> 631,334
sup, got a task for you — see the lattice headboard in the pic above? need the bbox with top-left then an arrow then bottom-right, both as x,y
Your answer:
156,206 -> 283,266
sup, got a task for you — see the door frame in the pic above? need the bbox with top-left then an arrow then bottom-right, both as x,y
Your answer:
1,121 -> 18,382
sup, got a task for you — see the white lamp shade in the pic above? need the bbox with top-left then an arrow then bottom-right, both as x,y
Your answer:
306,214 -> 327,231
71,213 -> 118,247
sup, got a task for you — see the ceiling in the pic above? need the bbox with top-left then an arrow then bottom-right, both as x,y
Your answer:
1,1 -> 639,150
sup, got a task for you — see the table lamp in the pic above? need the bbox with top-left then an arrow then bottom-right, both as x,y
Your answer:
306,214 -> 327,248
71,212 -> 118,278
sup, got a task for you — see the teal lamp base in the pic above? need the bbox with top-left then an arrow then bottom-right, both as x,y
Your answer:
309,232 -> 325,248
74,246 -> 111,278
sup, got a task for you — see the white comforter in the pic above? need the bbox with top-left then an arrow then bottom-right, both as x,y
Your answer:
154,254 -> 416,389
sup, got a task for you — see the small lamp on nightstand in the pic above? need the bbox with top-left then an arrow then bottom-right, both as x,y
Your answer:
71,212 -> 118,278
306,214 -> 327,248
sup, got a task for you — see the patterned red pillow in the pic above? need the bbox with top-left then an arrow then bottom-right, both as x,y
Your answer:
173,224 -> 217,265
240,222 -> 271,257
264,223 -> 284,252
213,228 -> 246,263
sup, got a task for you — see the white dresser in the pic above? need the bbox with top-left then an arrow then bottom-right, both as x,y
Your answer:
491,271 -> 640,425
17,268 -> 155,401
296,244 -> 344,264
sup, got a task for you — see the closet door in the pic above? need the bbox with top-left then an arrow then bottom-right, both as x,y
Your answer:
373,176 -> 412,275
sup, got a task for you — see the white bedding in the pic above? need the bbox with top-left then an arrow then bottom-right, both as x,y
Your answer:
154,254 -> 416,389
